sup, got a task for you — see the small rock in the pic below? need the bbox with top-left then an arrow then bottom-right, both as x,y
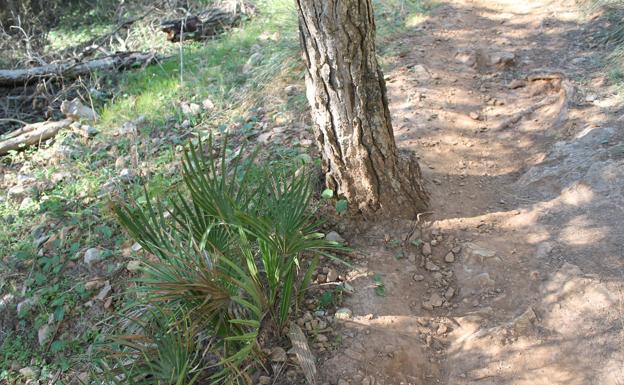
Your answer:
444,252 -> 455,263
422,301 -> 433,311
19,367 -> 40,380
7,185 -> 27,202
317,274 -> 327,283
270,347 -> 287,362
78,125 -> 98,138
422,242 -> 432,256
436,324 -> 448,335
452,246 -> 461,254
412,274 -> 425,282
202,98 -> 215,111
316,334 -> 328,343
325,231 -> 345,243
114,157 -> 126,170
475,272 -> 495,287
429,293 -> 444,307
0,293 -> 15,311
126,260 -> 142,272
17,298 -> 36,318
83,248 -> 103,266
489,51 -> 515,67
338,380 -> 349,385
335,307 -> 353,320
60,98 -> 98,121
85,279 -> 105,291
362,375 -> 375,385
38,325 -> 52,346
512,307 -> 537,333
118,121 -> 137,135
243,52 -> 263,74
425,260 -> 440,271
95,282 -> 112,301
284,85 -> 298,95
508,79 -> 526,89
51,171 -> 71,184
469,111 -> 481,120
181,102 -> 201,116
19,197 -> 34,210
444,287 -> 455,299
326,269 -> 338,282
119,168 -> 136,182
258,376 -> 271,385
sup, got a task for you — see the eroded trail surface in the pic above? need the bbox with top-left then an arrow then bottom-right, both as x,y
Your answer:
319,1 -> 624,384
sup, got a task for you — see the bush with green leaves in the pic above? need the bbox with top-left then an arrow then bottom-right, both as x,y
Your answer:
97,137 -> 341,384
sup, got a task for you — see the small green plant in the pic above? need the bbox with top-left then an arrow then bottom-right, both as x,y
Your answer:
101,137 -> 340,383
373,273 -> 386,297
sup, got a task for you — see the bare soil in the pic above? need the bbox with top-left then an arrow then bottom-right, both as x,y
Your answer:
317,1 -> 624,384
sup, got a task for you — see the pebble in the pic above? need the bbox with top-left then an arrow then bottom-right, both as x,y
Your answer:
325,231 -> 345,243
437,324 -> 448,335
202,98 -> 215,111
95,282 -> 112,301
422,242 -> 432,256
258,376 -> 271,385
338,380 -> 349,385
326,269 -> 338,282
430,293 -> 444,307
445,287 -> 455,299
444,252 -> 455,263
270,347 -> 287,362
83,248 -> 103,266
85,279 -> 105,291
126,260 -> 142,272
412,274 -> 425,282
335,308 -> 353,320
508,79 -> 526,89
362,375 -> 375,385
469,111 -> 481,120
425,260 -> 440,271
317,274 -> 327,283
38,325 -> 52,346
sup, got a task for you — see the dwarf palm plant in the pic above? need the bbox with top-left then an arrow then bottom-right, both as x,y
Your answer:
102,137 -> 340,383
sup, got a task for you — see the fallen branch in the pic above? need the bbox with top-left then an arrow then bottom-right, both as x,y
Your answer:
0,51 -> 158,86
161,2 -> 256,42
0,119 -> 71,155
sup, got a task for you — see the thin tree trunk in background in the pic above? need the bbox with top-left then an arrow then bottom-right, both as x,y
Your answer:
295,0 -> 428,218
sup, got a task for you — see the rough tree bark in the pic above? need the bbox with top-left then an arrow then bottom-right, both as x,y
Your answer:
295,0 -> 428,217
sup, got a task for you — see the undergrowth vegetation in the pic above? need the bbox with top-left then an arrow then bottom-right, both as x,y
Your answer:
98,137 -> 340,383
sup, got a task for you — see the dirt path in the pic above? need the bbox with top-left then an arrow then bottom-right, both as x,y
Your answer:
317,1 -> 624,384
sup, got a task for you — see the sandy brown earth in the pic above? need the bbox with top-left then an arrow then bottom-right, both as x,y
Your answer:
316,1 -> 624,384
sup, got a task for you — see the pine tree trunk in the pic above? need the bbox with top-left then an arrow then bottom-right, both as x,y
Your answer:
295,0 -> 428,218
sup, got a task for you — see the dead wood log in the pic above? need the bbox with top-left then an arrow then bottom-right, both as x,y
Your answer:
160,2 -> 255,42
0,119 -> 71,155
0,51 -> 158,87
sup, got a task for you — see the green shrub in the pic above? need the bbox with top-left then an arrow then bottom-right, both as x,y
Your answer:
98,137 -> 341,383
